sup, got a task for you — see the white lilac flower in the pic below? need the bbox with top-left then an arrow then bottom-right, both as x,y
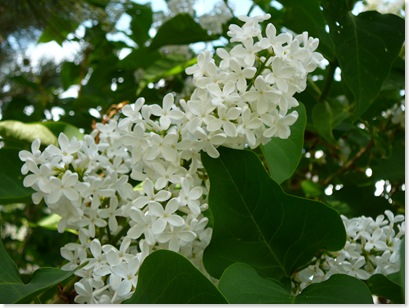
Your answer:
19,138 -> 43,174
20,14 -> 328,303
149,198 -> 185,234
99,196 -> 123,233
46,170 -> 80,204
293,210 -> 405,292
46,133 -> 82,165
110,256 -> 140,301
132,178 -> 172,209
22,160 -> 54,194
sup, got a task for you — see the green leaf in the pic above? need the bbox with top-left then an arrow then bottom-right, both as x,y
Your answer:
84,0 -> 109,8
40,121 -> 84,141
123,250 -> 227,304
38,14 -> 80,45
371,136 -> 405,182
311,99 -> 350,143
0,230 -> 23,286
150,13 -> 215,49
219,263 -> 373,304
300,180 -> 323,198
0,148 -> 34,204
366,273 -> 404,303
0,236 -> 76,303
219,263 -> 291,303
119,47 -> 161,70
128,3 -> 153,47
279,0 -> 335,59
0,120 -> 57,146
321,2 -> 405,115
261,103 -> 306,184
326,185 -> 394,219
61,61 -> 81,91
201,147 -> 346,280
296,274 -> 373,304
143,54 -> 194,82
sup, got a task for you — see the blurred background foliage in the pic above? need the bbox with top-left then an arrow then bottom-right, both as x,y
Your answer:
0,0 -> 405,290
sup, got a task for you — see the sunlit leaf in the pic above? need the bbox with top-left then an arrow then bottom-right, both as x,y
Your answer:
0,120 -> 57,146
40,121 -> 84,141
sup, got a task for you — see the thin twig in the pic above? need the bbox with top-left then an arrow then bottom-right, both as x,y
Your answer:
322,139 -> 374,187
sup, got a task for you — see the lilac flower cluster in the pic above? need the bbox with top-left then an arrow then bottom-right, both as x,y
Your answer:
20,14 -> 323,303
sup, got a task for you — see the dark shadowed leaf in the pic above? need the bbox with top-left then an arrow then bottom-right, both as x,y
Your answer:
321,1 -> 405,115
201,147 -> 345,280
279,0 -> 335,59
61,61 -> 81,91
366,273 -> 404,303
123,250 -> 227,304
0,236 -> 77,304
311,99 -> 350,143
128,3 -> 153,47
0,148 -> 34,204
219,263 -> 373,304
150,13 -> 215,49
327,185 -> 395,219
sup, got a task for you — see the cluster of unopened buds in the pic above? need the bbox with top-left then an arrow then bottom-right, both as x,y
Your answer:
18,13 -> 405,304
293,210 -> 405,293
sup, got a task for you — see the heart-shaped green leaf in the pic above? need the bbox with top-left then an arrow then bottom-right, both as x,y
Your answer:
123,250 -> 227,304
321,1 -> 405,115
201,147 -> 346,280
219,262 -> 373,304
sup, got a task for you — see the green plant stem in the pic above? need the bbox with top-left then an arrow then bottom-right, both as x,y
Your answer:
247,3 -> 256,16
223,0 -> 235,17
246,55 -> 270,92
